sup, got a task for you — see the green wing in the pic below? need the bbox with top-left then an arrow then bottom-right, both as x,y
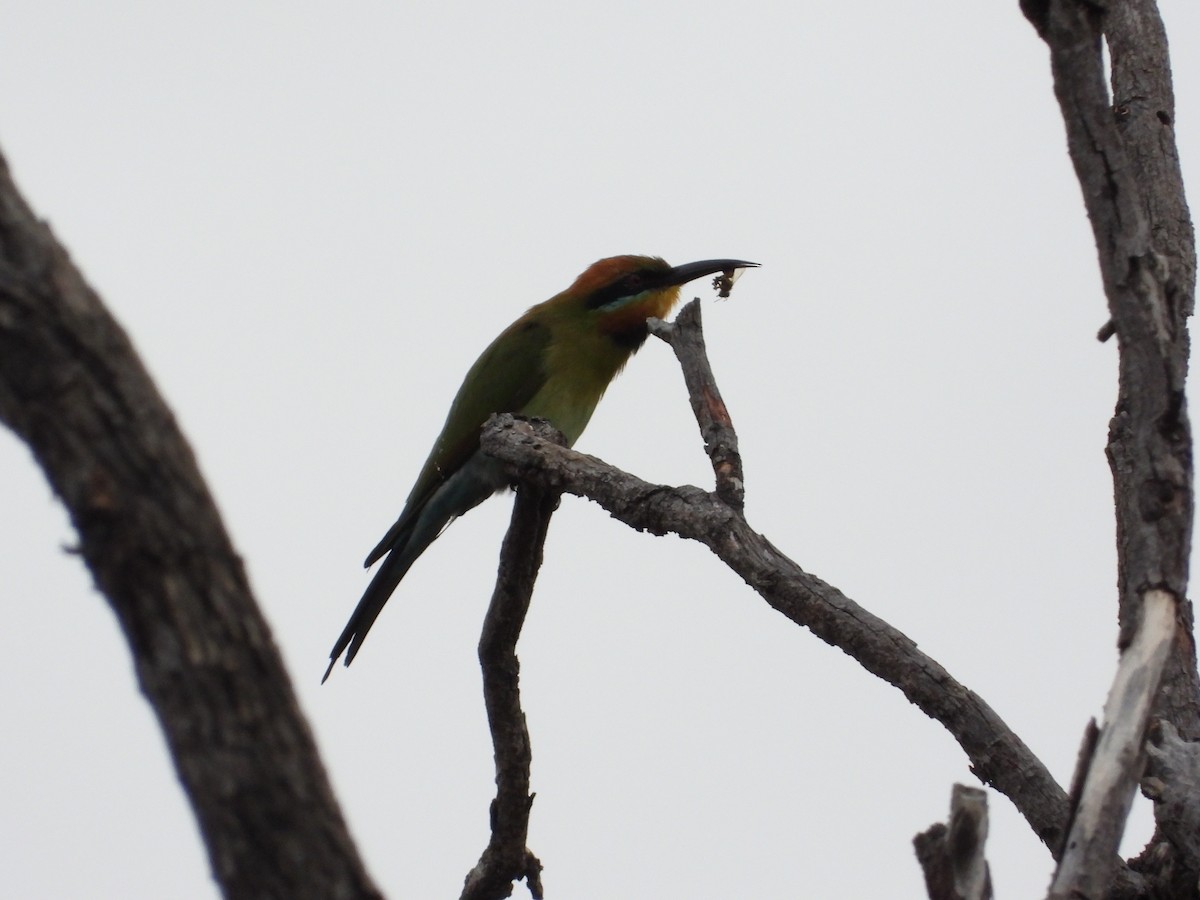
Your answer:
365,316 -> 550,566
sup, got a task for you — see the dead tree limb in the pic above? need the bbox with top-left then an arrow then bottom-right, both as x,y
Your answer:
1020,0 -> 1196,699
1143,721 -> 1200,874
1050,590 -> 1177,898
481,333 -> 1070,858
649,301 -> 745,511
1019,0 -> 1197,893
0,150 -> 380,899
915,784 -> 993,900
461,481 -> 557,900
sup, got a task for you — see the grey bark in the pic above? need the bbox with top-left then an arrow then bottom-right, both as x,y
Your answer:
461,482 -> 555,900
1017,0 -> 1197,895
0,152 -> 381,899
915,785 -> 994,900
480,400 -> 1070,852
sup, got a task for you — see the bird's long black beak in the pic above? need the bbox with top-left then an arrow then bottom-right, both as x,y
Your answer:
664,258 -> 759,288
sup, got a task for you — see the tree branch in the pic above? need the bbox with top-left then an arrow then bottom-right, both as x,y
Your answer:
1143,721 -> 1200,874
649,301 -> 745,511
461,481 -> 557,900
1103,0 -> 1200,750
1021,0 -> 1196,695
1050,589 -> 1177,898
0,149 -> 380,899
480,400 -> 1069,854
915,784 -> 993,900
1020,0 -> 1197,892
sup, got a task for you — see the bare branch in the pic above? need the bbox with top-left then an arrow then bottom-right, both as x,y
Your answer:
480,413 -> 1070,851
0,153 -> 380,896
1019,2 -> 1197,891
1143,721 -> 1200,873
1102,0 -> 1200,746
461,481 -> 557,900
1021,0 -> 1197,705
649,300 -> 745,511
1050,590 -> 1178,898
915,784 -> 993,900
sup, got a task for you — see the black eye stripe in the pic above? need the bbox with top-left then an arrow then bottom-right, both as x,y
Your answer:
585,270 -> 659,310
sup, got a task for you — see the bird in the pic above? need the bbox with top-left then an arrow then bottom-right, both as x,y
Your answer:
324,254 -> 756,680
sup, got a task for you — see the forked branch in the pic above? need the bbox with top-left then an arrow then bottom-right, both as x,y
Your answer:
480,304 -> 1071,855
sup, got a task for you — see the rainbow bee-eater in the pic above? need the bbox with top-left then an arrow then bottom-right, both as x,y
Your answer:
324,255 -> 756,680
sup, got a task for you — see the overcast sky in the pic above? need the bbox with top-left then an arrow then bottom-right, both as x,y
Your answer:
3,2 -> 1199,898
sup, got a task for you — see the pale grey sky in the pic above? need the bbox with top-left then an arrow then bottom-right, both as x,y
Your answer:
2,2 -> 1198,897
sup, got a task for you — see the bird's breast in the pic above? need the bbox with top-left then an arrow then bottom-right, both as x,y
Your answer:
519,369 -> 610,447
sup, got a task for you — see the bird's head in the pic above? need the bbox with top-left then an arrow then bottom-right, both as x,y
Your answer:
564,255 -> 757,348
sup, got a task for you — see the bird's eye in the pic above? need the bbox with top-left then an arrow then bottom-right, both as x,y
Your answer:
586,270 -> 654,310
621,273 -> 645,294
